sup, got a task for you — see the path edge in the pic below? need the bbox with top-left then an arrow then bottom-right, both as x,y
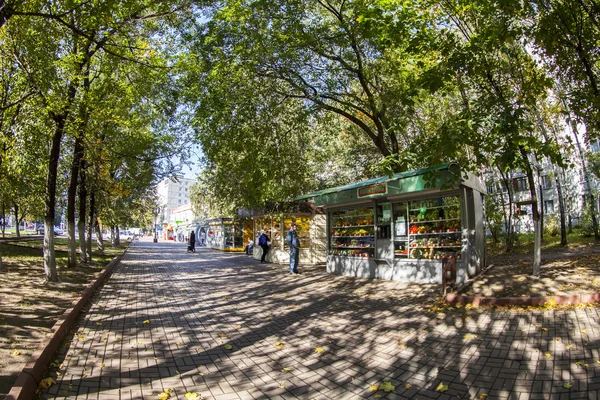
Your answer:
6,253 -> 124,400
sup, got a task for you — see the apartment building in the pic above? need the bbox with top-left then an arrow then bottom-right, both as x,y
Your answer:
156,176 -> 195,225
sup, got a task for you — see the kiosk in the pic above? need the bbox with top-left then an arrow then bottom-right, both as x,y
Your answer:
207,217 -> 253,252
252,202 -> 326,265
297,164 -> 486,284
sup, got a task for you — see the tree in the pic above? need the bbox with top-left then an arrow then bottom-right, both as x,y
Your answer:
3,0 -> 195,279
189,0 -> 443,166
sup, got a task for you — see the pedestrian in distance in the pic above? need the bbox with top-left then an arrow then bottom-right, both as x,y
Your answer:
286,222 -> 300,274
258,229 -> 270,263
188,230 -> 196,253
245,239 -> 254,255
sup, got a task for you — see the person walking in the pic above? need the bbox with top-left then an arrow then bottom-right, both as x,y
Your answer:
189,230 -> 196,253
285,223 -> 300,274
258,229 -> 270,263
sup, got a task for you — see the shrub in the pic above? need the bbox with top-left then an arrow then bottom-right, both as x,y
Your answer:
544,215 -> 559,237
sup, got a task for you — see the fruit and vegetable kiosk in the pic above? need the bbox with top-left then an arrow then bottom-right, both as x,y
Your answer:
297,164 -> 486,284
252,202 -> 326,265
207,217 -> 253,252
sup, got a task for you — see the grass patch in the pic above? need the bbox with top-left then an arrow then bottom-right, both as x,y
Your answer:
487,231 -> 598,256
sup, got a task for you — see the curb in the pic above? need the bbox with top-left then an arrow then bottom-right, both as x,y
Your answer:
445,291 -> 600,306
6,253 -> 124,400
444,262 -> 600,306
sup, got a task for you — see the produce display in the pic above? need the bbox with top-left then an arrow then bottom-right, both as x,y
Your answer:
283,217 -> 311,249
330,208 -> 375,258
329,196 -> 463,261
395,196 -> 463,260
256,215 -> 312,249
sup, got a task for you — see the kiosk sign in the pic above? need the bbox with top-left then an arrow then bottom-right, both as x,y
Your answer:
358,183 -> 387,198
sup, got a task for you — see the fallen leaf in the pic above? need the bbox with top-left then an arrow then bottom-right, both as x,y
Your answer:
96,322 -> 102,325
541,328 -> 548,332
279,381 -> 285,388
223,344 -> 233,350
479,394 -> 488,399
143,320 -> 150,324
39,378 -> 56,389
315,347 -> 325,354
405,383 -> 412,389
545,353 -> 551,358
580,330 -> 587,334
184,392 -> 200,400
563,382 -> 572,389
275,342 -> 285,347
379,382 -> 395,392
566,345 -> 573,349
12,349 -> 19,356
369,385 -> 379,391
436,383 -> 448,392
158,388 -> 173,400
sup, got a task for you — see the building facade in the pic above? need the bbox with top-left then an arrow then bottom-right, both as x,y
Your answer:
156,177 -> 195,225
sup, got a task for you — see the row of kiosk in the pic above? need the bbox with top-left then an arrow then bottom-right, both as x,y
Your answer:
205,165 -> 486,285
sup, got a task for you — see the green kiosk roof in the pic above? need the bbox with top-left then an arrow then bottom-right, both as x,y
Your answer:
297,164 -> 483,207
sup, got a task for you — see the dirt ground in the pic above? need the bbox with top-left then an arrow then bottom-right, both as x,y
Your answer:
0,240 -> 599,399
465,244 -> 600,298
0,240 -> 125,400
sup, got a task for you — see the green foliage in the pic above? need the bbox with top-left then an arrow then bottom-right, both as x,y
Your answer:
484,194 -> 504,242
576,206 -> 595,237
544,215 -> 559,237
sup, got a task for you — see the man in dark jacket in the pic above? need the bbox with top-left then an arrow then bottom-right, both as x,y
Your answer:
285,223 -> 300,274
258,229 -> 270,263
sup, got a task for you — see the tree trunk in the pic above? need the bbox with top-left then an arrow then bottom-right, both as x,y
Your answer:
14,203 -> 19,238
95,216 -> 104,251
1,201 -> 5,238
538,177 -> 544,242
87,188 -> 94,260
522,150 -> 542,276
498,168 -> 516,252
67,133 -> 84,268
560,94 -> 600,239
78,158 -> 88,263
555,171 -> 568,245
43,114 -> 66,282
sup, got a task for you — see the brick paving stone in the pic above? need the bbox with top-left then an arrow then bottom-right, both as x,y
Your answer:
36,240 -> 600,400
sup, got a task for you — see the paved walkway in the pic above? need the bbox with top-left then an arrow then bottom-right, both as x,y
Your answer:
39,238 -> 600,399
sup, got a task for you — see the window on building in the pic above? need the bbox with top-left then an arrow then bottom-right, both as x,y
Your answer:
179,199 -> 182,204
512,177 -> 528,192
541,175 -> 553,190
544,200 -> 554,214
185,200 -> 188,204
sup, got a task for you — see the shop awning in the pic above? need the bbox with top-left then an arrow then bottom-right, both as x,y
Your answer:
297,164 -> 483,207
